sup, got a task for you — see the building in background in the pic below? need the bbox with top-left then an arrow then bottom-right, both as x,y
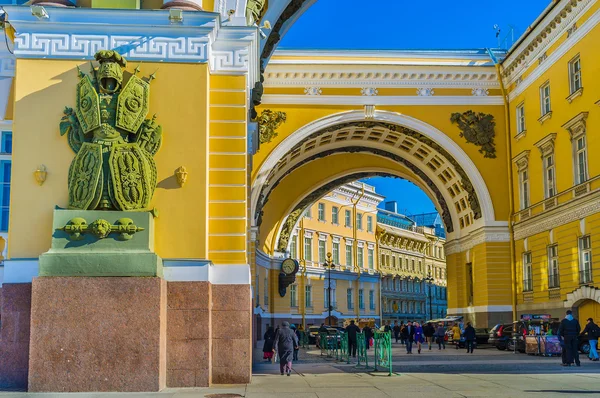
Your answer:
378,202 -> 447,324
256,181 -> 385,330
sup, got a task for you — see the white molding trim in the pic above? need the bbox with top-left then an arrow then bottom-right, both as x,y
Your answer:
447,305 -> 513,314
444,225 -> 510,256
508,4 -> 600,102
272,49 -> 501,63
514,188 -> 600,241
251,110 -> 497,231
163,260 -> 250,284
503,0 -> 595,85
565,285 -> 600,307
261,94 -> 504,106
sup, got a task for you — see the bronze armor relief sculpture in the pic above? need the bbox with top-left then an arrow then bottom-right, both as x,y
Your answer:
60,50 -> 163,211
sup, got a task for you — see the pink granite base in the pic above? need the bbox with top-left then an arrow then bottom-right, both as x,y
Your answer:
28,277 -> 166,392
0,284 -> 32,390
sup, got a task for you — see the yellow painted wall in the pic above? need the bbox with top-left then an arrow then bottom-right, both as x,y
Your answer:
9,59 -> 210,260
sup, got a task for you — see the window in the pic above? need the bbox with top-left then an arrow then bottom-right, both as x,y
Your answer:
324,287 -> 336,309
519,169 -> 530,209
318,240 -> 326,263
543,154 -> 556,198
304,207 -> 312,219
411,260 -> 415,271
345,245 -> 353,267
540,82 -> 551,116
359,289 -> 364,310
569,55 -> 582,94
347,288 -> 353,309
368,248 -> 374,269
391,256 -> 395,268
318,203 -> 325,221
255,275 -> 260,306
332,242 -> 340,264
369,290 -> 375,310
574,135 -> 588,184
304,237 -> 312,262
332,207 -> 339,224
548,245 -> 559,288
290,284 -> 298,307
523,252 -> 533,292
579,236 -> 592,284
0,131 -> 11,232
357,247 -> 364,268
356,213 -> 363,230
367,216 -> 373,232
345,210 -> 352,228
264,277 -> 268,305
290,235 -> 297,259
305,285 -> 312,308
516,103 -> 526,135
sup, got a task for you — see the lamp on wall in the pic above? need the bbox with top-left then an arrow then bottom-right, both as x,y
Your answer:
34,165 -> 47,186
31,5 -> 49,20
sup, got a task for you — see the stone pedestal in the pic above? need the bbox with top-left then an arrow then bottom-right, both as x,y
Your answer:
39,209 -> 162,277
28,277 -> 166,392
0,284 -> 32,390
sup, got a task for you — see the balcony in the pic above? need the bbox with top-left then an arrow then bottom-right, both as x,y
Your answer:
548,274 -> 560,289
580,269 -> 593,285
523,278 -> 533,292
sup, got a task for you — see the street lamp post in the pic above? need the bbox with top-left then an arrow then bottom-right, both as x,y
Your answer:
323,252 -> 335,326
425,272 -> 434,321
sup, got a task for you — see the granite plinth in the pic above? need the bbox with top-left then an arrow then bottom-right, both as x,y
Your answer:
28,277 -> 166,392
39,209 -> 162,277
0,284 -> 32,390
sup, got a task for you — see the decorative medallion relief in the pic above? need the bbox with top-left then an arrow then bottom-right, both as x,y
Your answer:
304,86 -> 322,95
471,88 -> 489,97
361,87 -> 379,96
416,88 -> 434,96
57,217 -> 144,241
450,111 -> 496,159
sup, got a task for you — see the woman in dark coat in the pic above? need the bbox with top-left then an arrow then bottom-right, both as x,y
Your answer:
273,321 -> 299,376
263,326 -> 275,362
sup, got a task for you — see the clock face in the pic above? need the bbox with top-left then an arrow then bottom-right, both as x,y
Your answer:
282,258 -> 297,275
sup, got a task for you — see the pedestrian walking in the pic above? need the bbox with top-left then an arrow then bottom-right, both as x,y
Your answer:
580,317 -> 600,361
364,324 -> 373,351
399,321 -> 406,345
414,322 -> 424,354
384,320 -> 392,333
263,325 -> 276,362
452,322 -> 461,350
316,323 -> 327,348
346,320 -> 360,358
401,321 -> 415,354
423,322 -> 435,350
291,324 -> 300,362
273,321 -> 299,376
463,322 -> 476,353
393,321 -> 401,343
435,322 -> 446,350
558,310 -> 581,367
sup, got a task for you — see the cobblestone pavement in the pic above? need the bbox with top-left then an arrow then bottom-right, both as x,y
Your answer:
2,342 -> 600,397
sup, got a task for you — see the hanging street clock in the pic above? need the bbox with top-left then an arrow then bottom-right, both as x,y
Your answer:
278,258 -> 299,297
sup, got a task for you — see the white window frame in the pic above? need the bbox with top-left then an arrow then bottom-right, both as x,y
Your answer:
516,102 -> 526,135
332,206 -> 339,225
367,215 -> 373,232
344,210 -> 352,228
357,246 -> 364,268
289,235 -> 297,259
579,235 -> 592,284
367,248 -> 374,269
290,284 -> 298,307
304,236 -> 312,262
574,135 -> 588,185
332,242 -> 340,264
347,288 -> 353,310
569,55 -> 582,94
318,239 -> 326,263
318,202 -> 325,221
305,285 -> 312,308
523,252 -> 533,292
356,213 -> 363,230
548,244 -> 559,288
519,169 -> 530,209
540,81 -> 551,116
345,244 -> 353,267
543,153 -> 556,198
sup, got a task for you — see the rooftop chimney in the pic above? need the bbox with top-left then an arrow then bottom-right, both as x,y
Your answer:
384,201 -> 397,213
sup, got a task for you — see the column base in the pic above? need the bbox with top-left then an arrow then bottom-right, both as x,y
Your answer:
28,277 -> 167,392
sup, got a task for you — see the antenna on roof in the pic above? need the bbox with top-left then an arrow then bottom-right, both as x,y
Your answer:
493,24 -> 501,47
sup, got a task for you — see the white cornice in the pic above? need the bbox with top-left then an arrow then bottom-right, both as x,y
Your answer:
444,225 -> 510,256
513,188 -> 600,241
264,65 -> 500,89
507,4 -> 600,102
272,49 -> 503,63
502,0 -> 594,84
261,94 -> 504,106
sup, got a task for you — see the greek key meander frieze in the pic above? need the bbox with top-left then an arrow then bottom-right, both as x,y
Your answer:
513,193 -> 600,241
14,33 -> 210,62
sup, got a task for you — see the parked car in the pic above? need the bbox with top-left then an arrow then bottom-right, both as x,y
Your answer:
455,328 -> 490,348
488,323 -> 513,350
307,326 -> 341,347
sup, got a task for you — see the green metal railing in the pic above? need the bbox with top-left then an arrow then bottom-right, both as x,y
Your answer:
339,332 -> 350,363
326,334 -> 338,359
319,332 -> 328,356
373,331 -> 393,376
355,332 -> 370,369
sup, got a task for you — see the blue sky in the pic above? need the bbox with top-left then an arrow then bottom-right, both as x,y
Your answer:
280,0 -> 550,216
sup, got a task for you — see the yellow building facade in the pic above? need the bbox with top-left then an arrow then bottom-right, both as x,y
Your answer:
254,181 -> 384,331
504,0 -> 600,325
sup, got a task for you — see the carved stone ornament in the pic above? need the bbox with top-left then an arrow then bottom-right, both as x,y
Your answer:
361,87 -> 378,96
304,86 -> 322,96
60,51 -> 163,211
471,88 -> 489,97
416,88 -> 434,96
175,166 -> 188,187
57,217 -> 144,241
257,109 -> 287,144
450,111 -> 497,159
